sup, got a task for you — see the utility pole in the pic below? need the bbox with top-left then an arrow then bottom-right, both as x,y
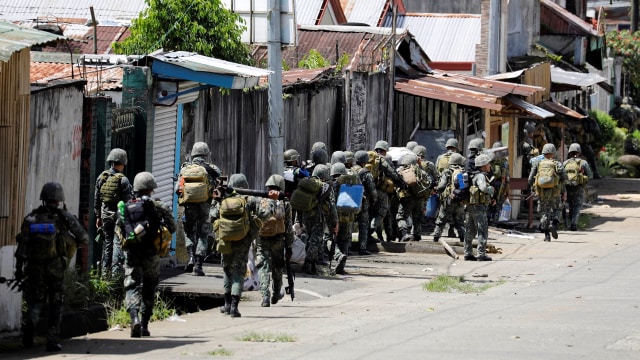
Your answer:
387,4 -> 397,144
632,0 -> 639,33
268,0 -> 284,175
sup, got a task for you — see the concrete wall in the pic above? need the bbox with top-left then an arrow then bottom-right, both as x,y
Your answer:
507,0 -> 540,58
0,245 -> 21,332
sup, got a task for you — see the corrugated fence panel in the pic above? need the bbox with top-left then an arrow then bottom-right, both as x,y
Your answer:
152,106 -> 178,205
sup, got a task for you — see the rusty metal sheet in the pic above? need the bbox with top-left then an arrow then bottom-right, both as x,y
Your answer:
539,101 -> 587,120
395,79 -> 503,111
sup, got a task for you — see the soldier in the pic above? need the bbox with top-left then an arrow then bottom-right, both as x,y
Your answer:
436,138 -> 460,175
435,138 -> 461,238
255,174 -> 293,307
306,148 -> 329,177
396,153 -> 431,241
487,141 -> 510,225
609,96 -> 635,131
370,140 -> 407,242
563,143 -> 593,231
95,148 -> 133,279
463,154 -> 494,261
330,150 -> 346,165
176,142 -> 221,276
15,182 -> 89,351
330,163 -> 356,273
528,143 -> 566,242
343,151 -> 355,169
302,165 -> 338,274
214,174 -> 278,317
352,151 -> 378,255
119,172 -> 176,337
465,138 -> 485,172
432,153 -> 466,244
283,149 -> 309,199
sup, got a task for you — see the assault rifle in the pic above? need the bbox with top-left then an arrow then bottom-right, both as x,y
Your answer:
212,176 -> 287,201
285,256 -> 295,301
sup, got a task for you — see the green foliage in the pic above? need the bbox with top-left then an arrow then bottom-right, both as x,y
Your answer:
112,0 -> 250,64
208,348 -> 233,356
298,49 -> 331,69
105,293 -> 174,329
589,110 -> 618,150
64,269 -> 122,309
282,59 -> 290,71
336,53 -> 350,71
423,275 -> 503,293
606,30 -> 640,91
152,293 -> 174,321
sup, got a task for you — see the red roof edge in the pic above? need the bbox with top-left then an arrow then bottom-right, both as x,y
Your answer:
428,62 -> 474,71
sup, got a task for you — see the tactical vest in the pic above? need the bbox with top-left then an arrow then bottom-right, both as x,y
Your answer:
100,171 -> 125,205
26,207 -> 63,260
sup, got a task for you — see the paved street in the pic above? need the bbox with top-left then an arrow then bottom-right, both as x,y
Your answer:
4,178 -> 640,359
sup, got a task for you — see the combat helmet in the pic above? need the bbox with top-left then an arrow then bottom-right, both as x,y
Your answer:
265,174 -> 285,191
330,163 -> 347,177
448,153 -> 465,167
191,142 -> 210,157
399,153 -> 418,166
330,151 -> 346,165
405,141 -> 418,150
284,149 -> 300,164
107,148 -> 128,166
474,154 -> 491,167
311,142 -> 327,153
568,143 -> 582,154
343,151 -> 354,166
133,171 -> 158,192
354,150 -> 370,165
468,138 -> 485,151
445,138 -> 459,149
413,145 -> 427,159
311,148 -> 329,165
374,140 -> 389,152
492,141 -> 503,148
542,143 -> 556,154
229,173 -> 249,189
312,164 -> 331,181
40,182 -> 65,202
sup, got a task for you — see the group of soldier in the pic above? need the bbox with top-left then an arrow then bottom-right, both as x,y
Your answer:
13,133 -> 593,352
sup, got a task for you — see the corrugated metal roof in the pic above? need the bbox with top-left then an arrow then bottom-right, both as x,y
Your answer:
504,95 -> 554,119
39,25 -> 130,54
539,101 -> 587,119
550,65 -> 607,87
0,0 -> 147,23
382,13 -> 481,62
30,61 -> 123,92
258,67 -> 338,87
541,0 -> 601,36
341,0 -> 388,26
0,21 -> 64,62
296,0 -> 325,25
395,71 -> 547,111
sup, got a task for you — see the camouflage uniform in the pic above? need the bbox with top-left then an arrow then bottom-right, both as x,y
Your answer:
464,158 -> 494,260
95,166 -> 133,278
563,154 -> 593,230
178,153 -> 221,275
352,158 -> 377,254
370,153 -> 405,238
396,154 -> 433,241
487,156 -> 510,224
302,179 -> 337,274
121,198 -> 176,335
256,177 -> 293,305
15,183 -> 88,351
528,145 -> 566,241
432,165 -> 466,242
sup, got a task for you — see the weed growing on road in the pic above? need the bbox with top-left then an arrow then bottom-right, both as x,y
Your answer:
423,275 -> 503,294
208,348 -> 233,356
237,331 -> 296,342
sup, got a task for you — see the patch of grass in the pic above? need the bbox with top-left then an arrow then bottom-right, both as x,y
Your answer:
106,302 -> 130,329
423,275 -> 503,294
237,331 -> 296,342
152,293 -> 174,321
578,213 -> 590,229
208,348 -> 233,356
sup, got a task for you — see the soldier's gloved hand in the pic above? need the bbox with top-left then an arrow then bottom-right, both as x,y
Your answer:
285,247 -> 292,262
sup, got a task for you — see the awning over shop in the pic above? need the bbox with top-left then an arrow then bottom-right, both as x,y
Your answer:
150,51 -> 271,89
504,95 -> 554,119
538,101 -> 587,120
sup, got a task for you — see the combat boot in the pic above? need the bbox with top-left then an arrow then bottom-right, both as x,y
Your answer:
368,228 -> 381,243
261,293 -> 271,307
230,295 -> 242,318
544,231 -> 551,242
335,254 -> 347,275
184,245 -> 195,273
130,309 -> 141,338
304,259 -> 318,275
400,229 -> 413,242
220,293 -> 231,314
141,313 -> 151,336
193,255 -> 205,276
46,341 -> 62,352
550,220 -> 559,239
271,290 -> 284,304
433,235 -> 440,243
477,254 -> 492,261
447,226 -> 457,238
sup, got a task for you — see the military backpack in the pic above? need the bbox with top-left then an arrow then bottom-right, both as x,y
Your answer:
214,196 -> 250,241
290,177 -> 322,212
258,198 -> 286,237
25,208 -> 63,260
178,163 -> 212,204
436,153 -> 452,174
535,159 -> 560,189
121,197 -> 161,253
564,159 -> 586,186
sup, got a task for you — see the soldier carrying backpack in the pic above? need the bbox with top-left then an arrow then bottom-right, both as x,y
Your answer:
528,143 -> 567,241
396,153 -> 431,241
94,148 -> 133,279
563,143 -> 593,231
176,142 -> 221,276
432,153 -> 467,243
330,162 -> 363,273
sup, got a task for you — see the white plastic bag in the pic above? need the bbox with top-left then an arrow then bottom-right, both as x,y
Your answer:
243,243 -> 259,291
499,198 -> 512,222
290,233 -> 307,265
